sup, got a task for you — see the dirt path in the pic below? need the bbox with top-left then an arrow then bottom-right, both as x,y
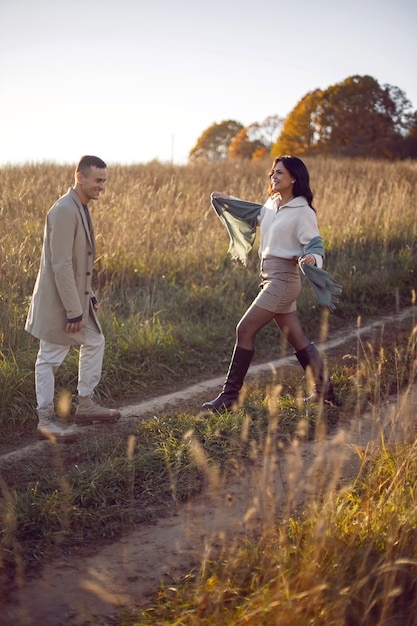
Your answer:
1,308 -> 416,626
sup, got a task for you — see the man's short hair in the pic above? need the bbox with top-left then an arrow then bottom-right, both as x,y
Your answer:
76,155 -> 107,174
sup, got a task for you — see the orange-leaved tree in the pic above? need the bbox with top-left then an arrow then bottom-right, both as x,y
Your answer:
272,89 -> 323,157
272,75 -> 416,159
228,127 -> 265,159
188,120 -> 243,161
228,116 -> 284,160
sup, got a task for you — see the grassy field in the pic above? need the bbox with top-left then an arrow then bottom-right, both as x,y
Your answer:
1,157 -> 416,437
1,157 -> 417,623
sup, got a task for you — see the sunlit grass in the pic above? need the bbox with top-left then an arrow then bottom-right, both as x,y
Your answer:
131,394 -> 417,626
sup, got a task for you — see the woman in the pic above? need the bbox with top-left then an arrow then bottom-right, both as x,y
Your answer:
202,155 -> 339,413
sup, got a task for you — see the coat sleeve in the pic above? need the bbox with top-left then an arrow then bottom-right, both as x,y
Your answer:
48,206 -> 83,320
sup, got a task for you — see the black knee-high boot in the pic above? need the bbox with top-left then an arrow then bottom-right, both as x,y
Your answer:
295,342 -> 339,406
202,345 -> 254,413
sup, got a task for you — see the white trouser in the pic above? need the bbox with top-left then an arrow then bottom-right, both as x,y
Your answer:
35,314 -> 105,411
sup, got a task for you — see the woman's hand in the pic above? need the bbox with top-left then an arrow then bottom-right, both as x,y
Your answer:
212,191 -> 230,199
299,253 -> 316,266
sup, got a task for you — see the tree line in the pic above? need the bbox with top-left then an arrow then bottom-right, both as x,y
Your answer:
189,75 -> 417,161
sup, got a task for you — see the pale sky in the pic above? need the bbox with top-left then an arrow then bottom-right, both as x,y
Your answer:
1,0 -> 416,166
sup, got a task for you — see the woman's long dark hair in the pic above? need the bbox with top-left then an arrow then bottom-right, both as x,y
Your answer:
269,155 -> 315,211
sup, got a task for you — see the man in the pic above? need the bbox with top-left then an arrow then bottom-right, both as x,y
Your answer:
25,155 -> 121,443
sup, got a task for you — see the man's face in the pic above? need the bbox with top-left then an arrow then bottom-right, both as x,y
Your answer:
77,166 -> 107,201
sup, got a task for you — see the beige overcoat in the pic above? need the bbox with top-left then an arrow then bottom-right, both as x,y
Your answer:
25,188 -> 102,345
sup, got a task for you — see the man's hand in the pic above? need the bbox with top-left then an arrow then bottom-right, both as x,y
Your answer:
66,320 -> 83,333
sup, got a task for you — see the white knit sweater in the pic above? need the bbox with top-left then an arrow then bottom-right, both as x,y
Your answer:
258,195 -> 323,268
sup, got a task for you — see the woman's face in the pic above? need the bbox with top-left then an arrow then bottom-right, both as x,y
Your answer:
270,161 -> 294,196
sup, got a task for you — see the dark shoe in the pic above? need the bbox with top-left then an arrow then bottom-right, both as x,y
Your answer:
202,390 -> 239,413
304,381 -> 341,406
202,346 -> 254,414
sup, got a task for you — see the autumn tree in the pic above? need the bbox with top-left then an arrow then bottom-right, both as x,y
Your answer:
403,112 -> 417,158
272,90 -> 323,157
228,127 -> 265,159
229,115 -> 284,160
318,76 -> 415,157
244,115 -> 284,151
188,120 -> 243,161
272,75 -> 416,159
257,115 -> 284,150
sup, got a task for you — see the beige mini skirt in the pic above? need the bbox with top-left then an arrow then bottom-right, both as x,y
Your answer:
253,257 -> 301,314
